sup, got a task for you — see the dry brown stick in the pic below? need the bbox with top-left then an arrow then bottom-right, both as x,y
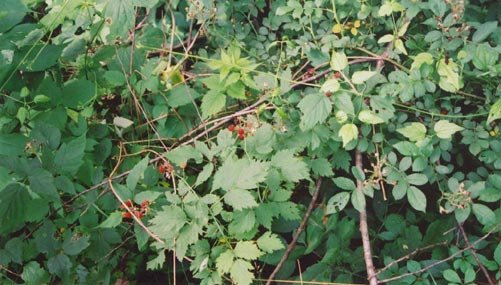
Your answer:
377,226 -> 498,284
265,178 -> 323,285
375,241 -> 448,275
458,223 -> 495,285
356,151 -> 378,285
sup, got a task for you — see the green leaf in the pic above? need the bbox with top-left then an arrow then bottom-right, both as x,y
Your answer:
227,81 -> 246,99
28,168 -> 58,200
326,192 -> 350,214
397,122 -> 427,141
224,189 -> 258,210
473,43 -> 499,71
146,251 -> 165,270
406,173 -> 428,186
165,145 -> 203,167
47,254 -> 71,278
298,93 -> 332,130
216,249 -> 234,274
487,98 -> 501,124
271,150 -> 309,182
434,120 -> 464,139
150,205 -> 188,240
351,190 -> 366,212
310,158 -> 334,177
333,177 -> 356,191
330,51 -> 348,71
320,79 -> 340,93
62,234 -> 90,256
62,79 -> 96,109
104,0 -> 134,41
0,134 -> 28,156
126,156 -> 149,190
351,71 -> 377,84
378,34 -> 394,44
443,269 -> 461,283
378,2 -> 393,16
358,110 -> 385,124
0,0 -> 28,33
472,203 -> 495,226
21,261 -> 48,285
0,183 -> 31,234
472,21 -> 498,42
229,210 -> 256,235
234,241 -> 262,260
494,242 -> 501,265
213,158 -> 268,191
195,163 -> 214,186
97,211 -> 123,228
230,259 -> 254,285
339,123 -> 358,147
201,90 -> 226,118
393,141 -> 420,156
410,53 -> 434,70
407,186 -> 426,212
54,135 -> 86,175
257,232 -> 284,253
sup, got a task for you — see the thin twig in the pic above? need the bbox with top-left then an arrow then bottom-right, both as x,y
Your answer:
377,226 -> 498,284
458,223 -> 495,285
265,178 -> 323,285
356,151 -> 378,285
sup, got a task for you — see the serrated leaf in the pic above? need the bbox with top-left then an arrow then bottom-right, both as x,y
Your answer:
201,90 -> 226,119
0,184 -> 31,234
224,189 -> 258,210
487,98 -> 501,124
298,93 -> 332,130
126,156 -> 149,190
310,158 -> 334,177
330,51 -> 348,71
195,163 -> 214,186
434,120 -> 464,139
472,203 -> 495,226
21,261 -> 48,285
352,71 -> 377,84
257,232 -> 284,253
358,110 -> 385,124
97,211 -> 122,228
397,122 -> 427,141
165,145 -> 203,167
55,135 -> 86,175
407,186 -> 426,212
234,241 -> 262,260
216,249 -> 234,274
339,123 -> 358,147
326,192 -> 350,214
271,150 -> 309,182
230,259 -> 254,285
213,158 -> 268,191
472,21 -> 498,42
149,205 -> 188,240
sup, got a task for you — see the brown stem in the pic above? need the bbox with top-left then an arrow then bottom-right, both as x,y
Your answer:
458,223 -> 495,285
265,178 -> 323,285
356,151 -> 378,285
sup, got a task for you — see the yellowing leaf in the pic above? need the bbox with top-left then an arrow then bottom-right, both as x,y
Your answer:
354,20 -> 361,28
487,98 -> 501,124
395,39 -> 407,55
332,23 -> 343,33
321,78 -> 340,92
351,71 -> 377,84
437,58 -> 462,93
378,34 -> 394,44
350,27 -> 358,36
339,123 -> 358,147
397,122 -> 427,141
411,53 -> 434,70
358,110 -> 385,124
378,2 -> 393,16
330,51 -> 348,71
234,241 -> 262,260
434,120 -> 464,139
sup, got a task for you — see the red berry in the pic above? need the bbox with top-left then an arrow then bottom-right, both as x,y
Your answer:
134,210 -> 143,219
228,124 -> 236,132
121,199 -> 133,209
141,200 -> 150,208
334,72 -> 341,78
158,164 -> 166,174
122,211 -> 132,219
440,109 -> 448,115
238,134 -> 245,140
325,92 -> 332,97
237,128 -> 245,135
307,68 -> 315,74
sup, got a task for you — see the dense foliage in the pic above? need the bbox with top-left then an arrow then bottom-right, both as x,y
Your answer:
0,0 -> 500,284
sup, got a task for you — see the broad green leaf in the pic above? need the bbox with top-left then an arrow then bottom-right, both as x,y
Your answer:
352,71 -> 377,84
472,203 -> 495,226
472,21 -> 498,42
234,241 -> 262,260
330,51 -> 348,71
47,254 -> 71,278
21,261 -> 48,285
0,0 -> 28,33
61,79 -> 96,109
351,190 -> 366,212
54,135 -> 86,175
104,0 -> 134,41
126,156 -> 149,190
393,182 -> 408,200
378,2 -> 393,16
473,43 -> 499,71
216,249 -> 234,274
195,163 -> 214,186
229,210 -> 256,235
298,93 -> 332,130
407,173 -> 428,186
407,186 -> 426,212
333,177 -> 356,191
257,232 -> 284,253
437,58 -> 462,93
97,211 -> 122,228
393,141 -> 420,156
271,150 -> 309,182
410,53 -> 434,70
0,134 -> 28,156
494,243 -> 501,265
378,34 -> 394,44
213,158 -> 268,191
487,98 -> 501,124
397,122 -> 427,141
434,120 -> 464,139
165,145 -> 203,167
149,205 -> 188,240
230,259 -> 254,285
62,234 -> 90,256
320,79 -> 340,93
326,192 -> 350,214
310,158 -> 334,177
62,38 -> 87,61
443,269 -> 461,283
224,189 -> 258,210
339,123 -> 358,147
146,251 -> 165,270
227,81 -> 246,99
358,110 -> 385,124
201,90 -> 226,118
28,168 -> 58,200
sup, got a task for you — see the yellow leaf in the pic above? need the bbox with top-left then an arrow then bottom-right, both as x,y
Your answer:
332,23 -> 343,34
354,20 -> 361,28
351,27 -> 358,36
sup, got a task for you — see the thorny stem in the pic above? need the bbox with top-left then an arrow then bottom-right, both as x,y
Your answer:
458,223 -> 495,285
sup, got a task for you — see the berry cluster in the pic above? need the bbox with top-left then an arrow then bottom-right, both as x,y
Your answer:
228,124 -> 246,140
158,161 -> 174,178
120,199 -> 149,219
